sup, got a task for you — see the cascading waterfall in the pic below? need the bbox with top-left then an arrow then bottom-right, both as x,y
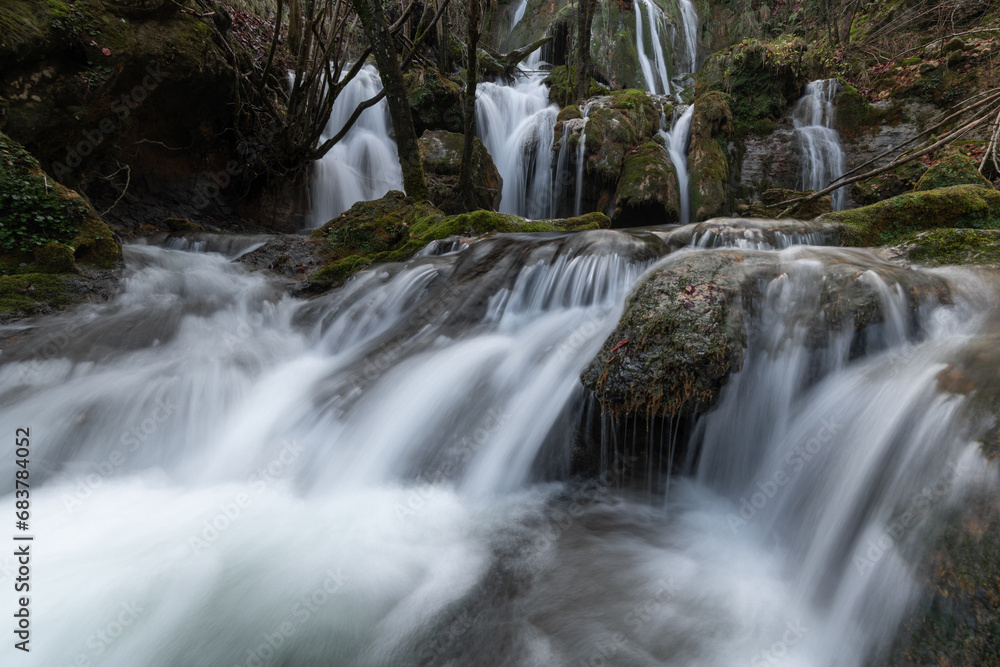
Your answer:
793,79 -> 847,211
634,0 -> 672,96
309,65 -> 403,225
573,104 -> 591,217
1,223 -> 996,666
476,50 -> 557,219
508,0 -> 528,37
659,104 -> 695,223
678,0 -> 700,73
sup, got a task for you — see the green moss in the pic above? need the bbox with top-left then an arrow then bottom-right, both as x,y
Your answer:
557,105 -> 582,123
543,65 -> 609,106
915,153 -> 993,191
613,142 -> 678,226
0,131 -> 121,273
825,185 -> 1000,247
405,68 -> 464,134
851,161 -> 927,206
689,92 -> 733,220
0,272 -> 71,317
305,192 -> 611,291
833,83 -> 884,140
901,228 -> 1000,266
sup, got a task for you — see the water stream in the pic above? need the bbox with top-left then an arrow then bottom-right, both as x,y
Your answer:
0,225 -> 996,666
793,79 -> 847,211
660,105 -> 695,224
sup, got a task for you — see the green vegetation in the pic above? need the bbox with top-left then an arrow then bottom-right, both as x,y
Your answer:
306,192 -> 610,292
825,185 -> 1000,246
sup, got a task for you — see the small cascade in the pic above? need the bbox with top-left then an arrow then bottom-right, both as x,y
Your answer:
476,50 -> 558,219
635,0 -> 671,96
793,79 -> 847,211
659,104 -> 694,223
309,65 -> 403,225
508,0 -> 528,37
573,103 -> 591,217
551,123 -> 572,218
678,0 -> 699,72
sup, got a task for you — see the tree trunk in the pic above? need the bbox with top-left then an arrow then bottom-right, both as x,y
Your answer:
351,0 -> 430,201
288,0 -> 302,55
438,1 -> 452,72
575,0 -> 597,101
458,0 -> 481,211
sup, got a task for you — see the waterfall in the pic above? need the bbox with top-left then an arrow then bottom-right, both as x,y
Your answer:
793,79 -> 847,211
659,104 -> 694,223
634,0 -> 671,96
678,0 -> 699,72
2,224 -> 996,666
509,0 -> 528,37
476,52 -> 557,219
309,65 -> 403,225
573,104 -> 591,217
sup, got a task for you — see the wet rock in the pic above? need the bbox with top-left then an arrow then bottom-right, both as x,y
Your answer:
741,188 -> 832,219
660,217 -> 842,249
612,142 -> 679,228
689,91 -> 733,221
405,68 -> 464,135
417,130 -> 503,214
885,228 -> 1000,267
582,247 -> 951,419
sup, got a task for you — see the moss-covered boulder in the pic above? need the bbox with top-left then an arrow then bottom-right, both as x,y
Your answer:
581,90 -> 665,211
297,191 -> 610,292
612,142 -> 679,228
833,84 -> 885,140
851,161 -> 928,206
890,228 -> 1000,267
741,188 -> 832,219
543,65 -> 610,106
696,36 -> 810,137
822,184 -> 1000,246
914,152 -> 994,191
582,247 -> 950,419
417,130 -> 503,214
689,92 -> 733,221
0,131 -> 122,319
405,68 -> 464,135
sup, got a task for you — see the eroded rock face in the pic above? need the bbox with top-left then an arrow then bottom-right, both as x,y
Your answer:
582,247 -> 951,419
418,130 -> 503,214
612,142 -> 679,228
689,92 -> 733,221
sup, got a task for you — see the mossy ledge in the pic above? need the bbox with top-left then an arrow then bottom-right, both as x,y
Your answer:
0,131 -> 122,320
302,192 -> 610,293
821,185 -> 1000,247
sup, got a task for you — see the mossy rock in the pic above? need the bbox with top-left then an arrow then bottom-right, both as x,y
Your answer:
822,185 -> 1000,247
914,153 -> 993,191
612,141 -> 679,228
417,130 -> 503,214
581,247 -> 950,419
833,84 -> 884,140
582,91 -> 663,188
305,191 -> 611,292
405,68 -> 464,135
894,228 -> 1000,267
743,188 -> 832,220
543,65 -> 610,106
0,273 -> 72,320
0,130 -> 121,272
689,92 -> 733,221
697,36 -> 811,138
851,161 -> 928,206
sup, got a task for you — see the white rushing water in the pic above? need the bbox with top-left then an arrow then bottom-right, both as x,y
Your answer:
793,79 -> 847,211
476,50 -> 557,219
310,65 -> 403,225
659,104 -> 695,223
635,0 -> 672,96
573,104 -> 591,217
0,227 -> 996,666
678,0 -> 699,72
